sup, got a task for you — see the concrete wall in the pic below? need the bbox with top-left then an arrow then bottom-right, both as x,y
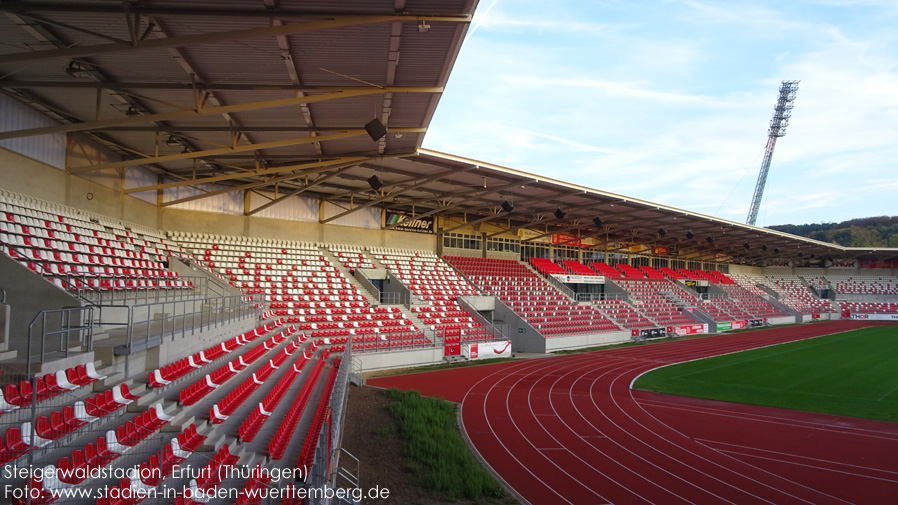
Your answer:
491,298 -> 546,353
543,330 -> 632,352
354,346 -> 444,372
0,254 -> 81,353
0,147 -> 152,229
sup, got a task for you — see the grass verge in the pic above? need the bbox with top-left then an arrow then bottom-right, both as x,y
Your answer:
634,326 -> 898,423
384,388 -> 508,501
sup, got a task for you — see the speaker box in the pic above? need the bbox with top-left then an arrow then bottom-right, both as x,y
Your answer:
365,118 -> 387,141
501,200 -> 514,213
367,175 -> 383,191
554,208 -> 566,219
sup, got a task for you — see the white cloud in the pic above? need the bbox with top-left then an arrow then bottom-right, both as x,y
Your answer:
426,0 -> 898,225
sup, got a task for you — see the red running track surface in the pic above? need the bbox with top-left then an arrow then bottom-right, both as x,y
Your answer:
369,320 -> 898,504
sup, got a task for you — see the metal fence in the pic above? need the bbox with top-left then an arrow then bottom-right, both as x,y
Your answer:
305,345 -> 355,505
24,294 -> 262,371
127,293 -> 262,350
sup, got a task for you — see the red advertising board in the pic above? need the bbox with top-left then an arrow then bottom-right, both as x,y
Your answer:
672,324 -> 707,336
552,233 -> 587,247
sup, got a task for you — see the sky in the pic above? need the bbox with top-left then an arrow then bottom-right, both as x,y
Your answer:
424,0 -> 898,227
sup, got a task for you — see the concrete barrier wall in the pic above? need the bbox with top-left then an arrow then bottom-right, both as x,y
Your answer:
543,330 -> 631,353
355,347 -> 444,372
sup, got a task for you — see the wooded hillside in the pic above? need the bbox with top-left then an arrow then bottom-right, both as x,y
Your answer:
769,216 -> 898,247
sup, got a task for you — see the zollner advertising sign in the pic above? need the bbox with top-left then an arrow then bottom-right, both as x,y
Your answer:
385,211 -> 434,234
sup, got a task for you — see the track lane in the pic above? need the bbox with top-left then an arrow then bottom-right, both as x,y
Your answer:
369,321 -> 898,504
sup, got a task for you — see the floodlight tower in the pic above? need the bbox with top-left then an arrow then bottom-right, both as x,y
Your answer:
746,80 -> 799,226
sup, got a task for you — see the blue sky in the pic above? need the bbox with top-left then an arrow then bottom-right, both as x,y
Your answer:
424,0 -> 898,227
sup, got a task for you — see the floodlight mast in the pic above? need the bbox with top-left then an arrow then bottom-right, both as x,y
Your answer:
746,80 -> 799,226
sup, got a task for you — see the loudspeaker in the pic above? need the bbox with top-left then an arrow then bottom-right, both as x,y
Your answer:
706,237 -> 715,244
364,118 -> 387,141
501,200 -> 514,213
593,217 -> 603,228
367,175 -> 383,191
657,227 -> 666,236
685,231 -> 694,240
744,242 -> 751,249
761,244 -> 768,251
773,248 -> 780,254
554,208 -> 566,219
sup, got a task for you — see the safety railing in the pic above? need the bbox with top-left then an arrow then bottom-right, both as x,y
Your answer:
126,293 -> 263,351
576,292 -> 627,302
306,346 -> 352,505
23,293 -> 262,372
26,306 -> 94,372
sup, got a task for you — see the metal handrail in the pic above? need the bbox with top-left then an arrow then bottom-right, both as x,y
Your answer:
26,305 -> 94,373
577,292 -> 626,302
126,293 -> 263,351
23,293 -> 261,371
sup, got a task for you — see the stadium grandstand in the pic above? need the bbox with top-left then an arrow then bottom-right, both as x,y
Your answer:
0,1 -> 896,504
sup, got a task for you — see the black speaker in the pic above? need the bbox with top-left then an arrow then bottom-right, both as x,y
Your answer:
554,208 -> 566,219
706,237 -> 714,244
501,200 -> 514,213
367,175 -> 383,191
773,247 -> 780,254
593,217 -> 603,228
365,118 -> 387,141
744,242 -> 751,249
685,231 -> 694,240
761,244 -> 768,251
657,227 -> 666,236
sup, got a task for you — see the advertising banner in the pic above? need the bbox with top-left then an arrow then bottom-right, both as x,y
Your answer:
748,319 -> 764,328
384,211 -> 433,234
638,327 -> 666,339
463,340 -> 512,360
859,259 -> 891,269
552,233 -> 587,247
830,259 -> 858,268
668,323 -> 708,336
850,313 -> 898,321
731,320 -> 747,330
716,322 -> 732,331
550,274 -> 605,284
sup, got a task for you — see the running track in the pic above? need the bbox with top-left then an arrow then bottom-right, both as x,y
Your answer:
369,320 -> 898,504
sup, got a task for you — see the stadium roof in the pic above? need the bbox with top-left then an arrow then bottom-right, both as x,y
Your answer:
0,0 -> 894,267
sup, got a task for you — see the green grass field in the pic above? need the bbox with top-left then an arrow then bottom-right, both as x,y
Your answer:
633,326 -> 898,423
